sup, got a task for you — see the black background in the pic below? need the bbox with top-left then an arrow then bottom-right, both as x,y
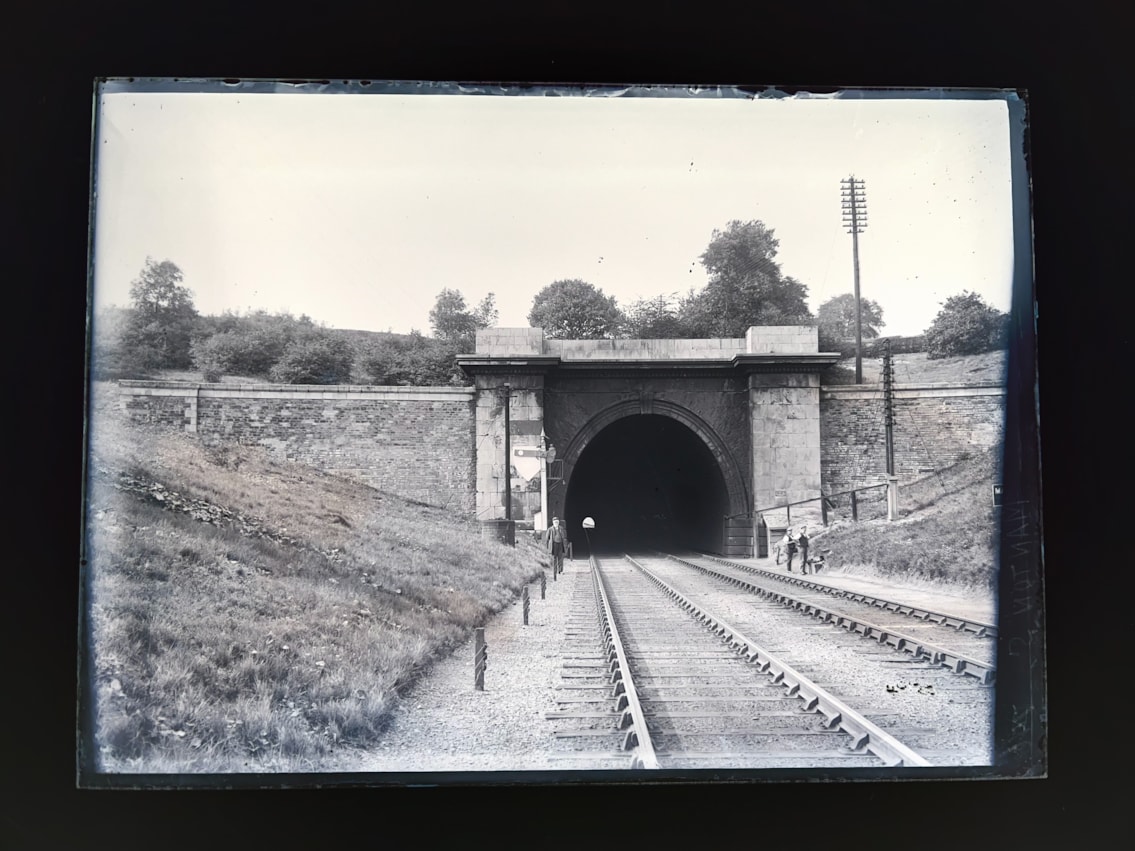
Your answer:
5,1 -> 1130,847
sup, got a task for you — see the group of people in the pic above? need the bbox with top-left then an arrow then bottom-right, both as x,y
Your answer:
543,513 -> 823,576
777,526 -> 824,574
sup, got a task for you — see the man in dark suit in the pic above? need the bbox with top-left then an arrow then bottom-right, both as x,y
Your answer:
544,516 -> 569,575
798,527 -> 810,574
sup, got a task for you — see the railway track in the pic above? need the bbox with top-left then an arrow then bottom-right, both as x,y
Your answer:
695,552 -> 997,638
546,555 -> 934,770
666,552 -> 997,683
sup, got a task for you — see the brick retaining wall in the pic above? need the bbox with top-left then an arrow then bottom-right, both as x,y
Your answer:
820,383 -> 1006,493
119,382 -> 477,512
116,377 -> 1005,519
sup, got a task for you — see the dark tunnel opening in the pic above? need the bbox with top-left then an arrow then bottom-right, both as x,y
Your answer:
563,414 -> 730,557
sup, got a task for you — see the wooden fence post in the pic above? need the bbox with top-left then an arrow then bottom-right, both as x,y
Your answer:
522,585 -> 530,625
474,627 -> 487,691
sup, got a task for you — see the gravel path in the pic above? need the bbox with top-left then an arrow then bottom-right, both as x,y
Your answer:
329,560 -> 585,774
325,554 -> 996,774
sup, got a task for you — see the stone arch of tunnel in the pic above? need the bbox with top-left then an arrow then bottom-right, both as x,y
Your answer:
560,402 -> 749,556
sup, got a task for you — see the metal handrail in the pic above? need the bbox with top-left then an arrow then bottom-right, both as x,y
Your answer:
725,483 -> 890,522
755,482 -> 887,517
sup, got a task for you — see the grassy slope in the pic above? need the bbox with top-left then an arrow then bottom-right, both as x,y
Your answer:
822,348 -> 1007,386
84,382 -> 545,772
809,349 -> 1006,591
809,445 -> 1002,592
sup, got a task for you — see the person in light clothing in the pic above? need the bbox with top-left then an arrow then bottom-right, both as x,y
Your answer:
544,516 -> 569,575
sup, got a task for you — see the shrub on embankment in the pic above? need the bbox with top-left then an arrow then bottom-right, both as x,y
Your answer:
84,382 -> 545,772
811,446 -> 1002,591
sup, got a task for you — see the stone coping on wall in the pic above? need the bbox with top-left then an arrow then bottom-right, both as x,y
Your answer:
820,382 -> 1006,400
473,326 -> 826,360
545,338 -> 747,359
117,380 -> 475,402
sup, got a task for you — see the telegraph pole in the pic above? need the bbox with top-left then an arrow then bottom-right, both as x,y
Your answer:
841,176 -> 868,384
882,338 -> 898,520
883,338 -> 895,475
502,383 -> 511,529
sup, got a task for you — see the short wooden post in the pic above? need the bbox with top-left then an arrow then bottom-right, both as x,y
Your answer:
473,627 -> 487,691
522,585 -> 530,625
821,497 -> 829,526
540,571 -> 546,599
851,490 -> 859,522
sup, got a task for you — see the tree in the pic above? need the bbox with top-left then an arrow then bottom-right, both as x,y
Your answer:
621,294 -> 688,339
816,293 -> 886,351
527,279 -> 624,339
429,289 -> 498,352
474,293 -> 498,329
924,291 -> 1009,359
120,258 -> 199,370
678,220 -> 813,337
190,310 -> 300,381
360,332 -> 465,386
268,329 -> 354,384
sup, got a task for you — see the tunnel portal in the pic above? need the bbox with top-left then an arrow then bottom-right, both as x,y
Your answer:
563,414 -> 730,556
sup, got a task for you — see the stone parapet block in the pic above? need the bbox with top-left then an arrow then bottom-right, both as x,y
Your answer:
746,325 -> 818,354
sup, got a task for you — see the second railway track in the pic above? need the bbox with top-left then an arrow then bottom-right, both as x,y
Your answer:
548,555 -> 935,770
661,552 -> 997,683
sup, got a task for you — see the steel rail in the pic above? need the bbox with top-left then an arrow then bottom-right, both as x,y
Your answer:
590,556 -> 660,769
664,553 -> 995,685
624,555 -> 931,768
696,552 -> 997,639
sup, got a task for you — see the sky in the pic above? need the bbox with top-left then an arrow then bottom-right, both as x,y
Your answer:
91,85 -> 1019,339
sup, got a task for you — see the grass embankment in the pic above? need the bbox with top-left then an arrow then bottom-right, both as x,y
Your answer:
810,445 -> 1002,592
822,349 -> 1007,386
84,383 -> 545,772
811,349 -> 1006,591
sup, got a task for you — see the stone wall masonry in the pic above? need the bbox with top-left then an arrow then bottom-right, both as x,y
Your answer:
745,325 -> 819,355
545,338 -> 746,360
118,382 -> 477,512
543,374 -> 752,523
474,328 -> 545,356
749,373 -> 823,514
473,374 -> 546,523
476,326 -> 819,361
820,383 -> 1006,494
